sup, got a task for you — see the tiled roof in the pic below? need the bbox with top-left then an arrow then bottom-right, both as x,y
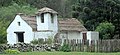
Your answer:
36,7 -> 58,15
17,7 -> 87,32
20,14 -> 87,32
58,18 -> 87,31
20,15 -> 37,31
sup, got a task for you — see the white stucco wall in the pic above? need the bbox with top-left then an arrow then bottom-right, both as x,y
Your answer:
50,15 -> 58,33
7,15 -> 34,44
60,31 -> 99,45
81,31 -> 99,41
60,31 -> 81,45
87,31 -> 99,41
36,13 -> 49,30
34,32 -> 54,39
86,31 -> 99,45
36,13 -> 58,32
60,31 -> 81,39
67,31 -> 82,39
36,13 -> 58,39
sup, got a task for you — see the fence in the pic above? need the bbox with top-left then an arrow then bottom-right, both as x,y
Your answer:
63,39 -> 120,52
0,39 -> 120,53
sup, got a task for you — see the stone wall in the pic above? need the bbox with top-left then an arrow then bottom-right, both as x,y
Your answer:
0,43 -> 61,53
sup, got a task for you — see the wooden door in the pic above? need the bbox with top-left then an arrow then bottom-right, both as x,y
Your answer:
83,33 -> 87,40
83,33 -> 87,45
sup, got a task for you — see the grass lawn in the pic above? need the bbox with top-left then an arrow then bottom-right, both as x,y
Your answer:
0,52 -> 120,55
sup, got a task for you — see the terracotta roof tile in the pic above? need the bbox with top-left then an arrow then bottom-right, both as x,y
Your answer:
21,15 -> 37,31
36,7 -> 58,15
17,7 -> 87,32
20,15 -> 87,32
58,18 -> 87,31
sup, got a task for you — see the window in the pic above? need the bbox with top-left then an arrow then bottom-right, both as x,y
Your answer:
41,13 -> 44,23
51,14 -> 54,23
18,22 -> 20,26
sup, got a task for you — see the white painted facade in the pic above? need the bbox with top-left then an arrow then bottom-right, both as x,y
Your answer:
37,13 -> 58,32
60,31 -> 99,41
7,15 -> 34,44
86,31 -> 99,41
36,13 -> 58,39
60,31 -> 99,45
60,31 -> 83,45
7,7 -> 99,44
60,31 -> 82,40
7,12 -> 58,44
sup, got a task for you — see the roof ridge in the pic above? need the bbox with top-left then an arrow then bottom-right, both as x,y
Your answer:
36,7 -> 58,15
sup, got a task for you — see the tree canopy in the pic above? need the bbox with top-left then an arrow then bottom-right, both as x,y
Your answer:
72,0 -> 120,39
95,22 -> 115,39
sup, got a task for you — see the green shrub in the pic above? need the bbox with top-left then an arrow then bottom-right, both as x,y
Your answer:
45,36 -> 53,44
60,44 -> 71,52
38,38 -> 44,44
30,39 -> 39,45
4,49 -> 20,54
31,38 -> 44,45
31,37 -> 53,45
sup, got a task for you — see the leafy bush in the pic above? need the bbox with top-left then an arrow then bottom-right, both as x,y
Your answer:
31,36 -> 53,45
95,22 -> 115,39
38,38 -> 44,44
31,38 -> 44,45
60,44 -> 71,52
45,36 -> 53,44
30,39 -> 38,45
0,21 -> 8,44
4,49 -> 20,54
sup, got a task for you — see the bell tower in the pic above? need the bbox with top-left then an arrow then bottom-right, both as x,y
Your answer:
36,7 -> 58,32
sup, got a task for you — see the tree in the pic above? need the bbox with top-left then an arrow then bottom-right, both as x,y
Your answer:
0,0 -> 13,7
26,0 -> 75,18
0,20 -> 9,44
95,22 -> 115,39
12,0 -> 28,5
0,3 -> 37,21
72,0 -> 120,38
